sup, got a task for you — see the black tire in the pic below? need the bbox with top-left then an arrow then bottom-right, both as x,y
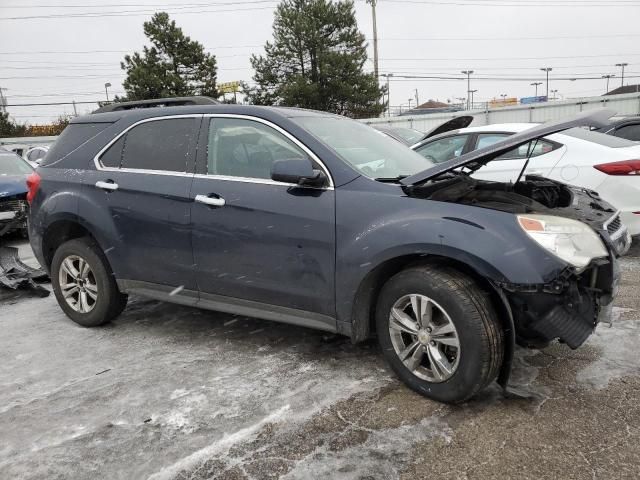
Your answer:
376,265 -> 503,403
51,238 -> 128,327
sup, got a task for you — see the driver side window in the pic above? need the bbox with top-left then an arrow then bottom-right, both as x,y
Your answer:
206,118 -> 309,180
415,135 -> 469,163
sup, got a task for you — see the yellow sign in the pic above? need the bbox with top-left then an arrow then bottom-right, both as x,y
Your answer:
489,97 -> 518,108
219,81 -> 241,94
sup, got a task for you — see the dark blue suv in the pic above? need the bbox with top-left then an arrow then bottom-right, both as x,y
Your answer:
28,101 -> 629,403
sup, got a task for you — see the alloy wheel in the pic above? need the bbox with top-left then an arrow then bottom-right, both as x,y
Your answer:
58,255 -> 98,313
388,294 -> 460,382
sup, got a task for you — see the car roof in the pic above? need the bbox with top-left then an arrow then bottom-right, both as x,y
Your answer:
72,104 -> 336,125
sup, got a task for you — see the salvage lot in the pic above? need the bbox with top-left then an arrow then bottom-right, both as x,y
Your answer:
1,239 -> 639,480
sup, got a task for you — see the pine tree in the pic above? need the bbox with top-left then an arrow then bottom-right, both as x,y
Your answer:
120,12 -> 218,100
248,0 -> 384,118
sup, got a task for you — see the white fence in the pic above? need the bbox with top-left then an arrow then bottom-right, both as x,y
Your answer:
361,92 -> 640,131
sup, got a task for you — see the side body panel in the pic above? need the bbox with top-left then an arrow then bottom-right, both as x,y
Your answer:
333,176 -> 568,325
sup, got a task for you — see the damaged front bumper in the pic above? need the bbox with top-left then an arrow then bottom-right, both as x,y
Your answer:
499,254 -> 619,349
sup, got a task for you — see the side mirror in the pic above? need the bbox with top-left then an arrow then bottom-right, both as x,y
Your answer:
271,158 -> 326,187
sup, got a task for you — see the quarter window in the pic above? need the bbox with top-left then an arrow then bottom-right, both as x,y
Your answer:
206,118 -> 308,179
99,118 -> 197,172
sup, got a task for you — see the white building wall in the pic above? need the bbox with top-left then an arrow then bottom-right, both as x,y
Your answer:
360,92 -> 640,131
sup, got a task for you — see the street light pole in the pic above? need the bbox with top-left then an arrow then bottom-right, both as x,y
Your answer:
469,89 -> 477,109
104,82 -> 112,102
540,67 -> 552,98
551,89 -> 558,100
383,73 -> 393,117
500,94 -> 507,100
366,0 -> 379,83
602,74 -> 615,93
461,70 -> 473,110
531,82 -> 542,97
615,63 -> 628,87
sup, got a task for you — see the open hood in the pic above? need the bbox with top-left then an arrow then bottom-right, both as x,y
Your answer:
419,115 -> 474,142
402,109 -> 616,186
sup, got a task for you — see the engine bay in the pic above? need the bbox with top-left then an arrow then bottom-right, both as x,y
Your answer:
406,173 -> 577,214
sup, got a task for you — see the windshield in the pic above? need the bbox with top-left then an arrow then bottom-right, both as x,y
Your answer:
388,127 -> 424,144
294,116 -> 434,179
0,152 -> 34,176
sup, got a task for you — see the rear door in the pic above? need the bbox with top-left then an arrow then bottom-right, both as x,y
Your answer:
470,132 -> 565,182
190,115 -> 336,322
84,115 -> 201,291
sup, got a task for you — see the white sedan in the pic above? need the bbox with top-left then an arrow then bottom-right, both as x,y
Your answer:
412,123 -> 640,236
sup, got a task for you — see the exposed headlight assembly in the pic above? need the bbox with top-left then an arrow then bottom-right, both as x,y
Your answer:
517,215 -> 608,270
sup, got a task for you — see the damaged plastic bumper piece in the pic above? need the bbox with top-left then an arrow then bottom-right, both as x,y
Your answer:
0,246 -> 49,297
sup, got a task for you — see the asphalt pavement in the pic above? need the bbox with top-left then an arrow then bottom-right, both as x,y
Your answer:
1,239 -> 639,480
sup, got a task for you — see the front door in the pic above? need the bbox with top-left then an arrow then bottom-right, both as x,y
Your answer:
190,116 -> 336,320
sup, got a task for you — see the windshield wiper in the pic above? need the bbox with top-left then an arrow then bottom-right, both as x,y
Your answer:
375,175 -> 409,183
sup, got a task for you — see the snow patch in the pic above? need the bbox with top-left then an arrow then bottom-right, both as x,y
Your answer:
282,416 -> 452,480
147,405 -> 290,480
577,307 -> 640,388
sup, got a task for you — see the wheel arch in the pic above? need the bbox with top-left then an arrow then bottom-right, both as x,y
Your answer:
349,252 -> 516,387
41,215 -> 104,270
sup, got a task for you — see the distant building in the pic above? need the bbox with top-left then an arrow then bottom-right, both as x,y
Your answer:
399,99 -> 463,116
604,84 -> 640,95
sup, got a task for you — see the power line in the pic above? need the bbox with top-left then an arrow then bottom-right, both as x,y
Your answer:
0,45 -> 262,55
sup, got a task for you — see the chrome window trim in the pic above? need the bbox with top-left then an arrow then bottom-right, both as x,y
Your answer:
92,113 -> 334,190
93,114 -> 202,174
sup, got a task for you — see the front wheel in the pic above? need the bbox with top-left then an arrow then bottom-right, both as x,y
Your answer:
376,265 -> 504,403
51,238 -> 127,327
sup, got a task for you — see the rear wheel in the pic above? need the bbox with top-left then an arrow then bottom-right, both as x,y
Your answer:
51,238 -> 127,327
376,265 -> 503,403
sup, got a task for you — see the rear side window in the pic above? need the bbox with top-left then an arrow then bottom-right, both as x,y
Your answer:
474,133 -> 559,160
415,135 -> 469,163
99,118 -> 198,172
41,123 -> 111,166
562,127 -> 636,148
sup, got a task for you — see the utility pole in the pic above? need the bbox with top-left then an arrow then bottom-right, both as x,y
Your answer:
72,100 -> 78,116
461,70 -> 473,110
104,82 -> 111,102
414,88 -> 419,107
469,89 -> 477,109
407,98 -> 413,110
366,0 -> 379,83
602,74 -> 615,93
540,67 -> 552,98
531,82 -> 542,97
0,87 -> 7,114
615,63 -> 628,87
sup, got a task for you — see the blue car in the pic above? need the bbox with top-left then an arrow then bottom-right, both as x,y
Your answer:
27,100 -> 628,403
0,148 -> 33,238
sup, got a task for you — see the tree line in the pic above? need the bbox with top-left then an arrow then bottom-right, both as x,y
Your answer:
119,0 -> 385,118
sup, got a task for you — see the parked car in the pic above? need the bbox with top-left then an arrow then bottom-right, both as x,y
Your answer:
374,116 -> 473,146
374,126 -> 425,145
0,149 -> 34,238
412,121 -> 640,236
24,145 -> 50,167
593,115 -> 640,141
28,103 -> 628,403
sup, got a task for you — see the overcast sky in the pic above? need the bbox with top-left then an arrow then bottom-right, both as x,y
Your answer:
0,0 -> 639,124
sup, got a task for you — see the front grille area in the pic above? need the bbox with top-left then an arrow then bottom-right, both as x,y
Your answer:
605,215 -> 622,235
0,199 -> 28,213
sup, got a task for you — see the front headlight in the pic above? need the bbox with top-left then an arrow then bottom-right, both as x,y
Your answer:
517,214 -> 608,270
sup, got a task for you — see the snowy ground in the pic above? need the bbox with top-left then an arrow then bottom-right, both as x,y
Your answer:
1,239 -> 639,480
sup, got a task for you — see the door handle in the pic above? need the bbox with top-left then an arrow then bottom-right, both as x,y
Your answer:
195,194 -> 226,207
96,180 -> 118,191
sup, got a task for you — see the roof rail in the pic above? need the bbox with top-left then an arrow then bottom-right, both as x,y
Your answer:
92,96 -> 220,114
